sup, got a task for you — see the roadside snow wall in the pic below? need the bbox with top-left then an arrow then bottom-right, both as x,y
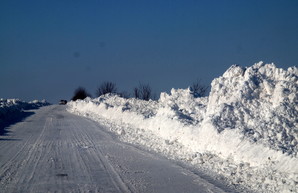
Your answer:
0,99 -> 50,126
68,62 -> 298,193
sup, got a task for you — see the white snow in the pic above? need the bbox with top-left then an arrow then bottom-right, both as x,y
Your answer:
0,98 -> 50,125
0,105 -> 232,192
68,62 -> 298,193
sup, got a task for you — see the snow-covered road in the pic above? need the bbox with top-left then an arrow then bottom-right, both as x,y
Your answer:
0,105 -> 234,193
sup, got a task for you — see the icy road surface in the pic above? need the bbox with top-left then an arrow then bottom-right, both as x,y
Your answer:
0,105 -> 233,193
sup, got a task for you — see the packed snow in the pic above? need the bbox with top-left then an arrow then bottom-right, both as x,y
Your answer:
68,62 -> 298,193
0,99 -> 50,126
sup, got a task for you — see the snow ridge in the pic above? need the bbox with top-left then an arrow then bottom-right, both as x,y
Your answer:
0,99 -> 50,125
208,62 -> 298,156
68,62 -> 298,193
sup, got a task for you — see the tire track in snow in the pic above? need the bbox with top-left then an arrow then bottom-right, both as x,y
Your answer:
0,113 -> 50,190
19,117 -> 53,191
0,106 -> 129,192
0,105 -> 235,192
69,117 -> 132,192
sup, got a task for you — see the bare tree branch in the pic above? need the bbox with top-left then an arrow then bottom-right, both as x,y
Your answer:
96,82 -> 117,97
71,87 -> 90,101
190,80 -> 209,97
133,83 -> 152,101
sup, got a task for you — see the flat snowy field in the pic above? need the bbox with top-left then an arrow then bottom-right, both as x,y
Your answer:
68,62 -> 298,193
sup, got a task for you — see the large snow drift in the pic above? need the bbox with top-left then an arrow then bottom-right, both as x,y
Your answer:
68,62 -> 298,192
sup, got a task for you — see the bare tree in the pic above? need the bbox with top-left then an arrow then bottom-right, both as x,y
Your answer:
71,87 -> 90,101
134,83 -> 152,101
133,87 -> 140,99
96,81 -> 117,97
190,80 -> 209,97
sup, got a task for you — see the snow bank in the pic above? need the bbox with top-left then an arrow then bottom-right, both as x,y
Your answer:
208,62 -> 297,156
0,99 -> 50,125
68,62 -> 298,193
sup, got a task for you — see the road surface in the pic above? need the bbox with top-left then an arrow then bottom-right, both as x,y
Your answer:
0,105 -> 234,193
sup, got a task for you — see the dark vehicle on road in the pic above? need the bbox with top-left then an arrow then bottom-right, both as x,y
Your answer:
59,100 -> 67,105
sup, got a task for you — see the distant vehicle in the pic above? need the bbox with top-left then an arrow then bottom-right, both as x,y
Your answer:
59,100 -> 67,105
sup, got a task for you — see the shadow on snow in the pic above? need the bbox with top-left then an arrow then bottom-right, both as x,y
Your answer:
0,111 -> 35,136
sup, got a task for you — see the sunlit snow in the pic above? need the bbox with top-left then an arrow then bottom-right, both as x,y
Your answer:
68,62 -> 298,193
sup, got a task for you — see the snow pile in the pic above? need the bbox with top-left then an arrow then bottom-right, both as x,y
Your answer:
158,88 -> 208,126
0,99 -> 50,124
68,62 -> 298,193
208,62 -> 297,156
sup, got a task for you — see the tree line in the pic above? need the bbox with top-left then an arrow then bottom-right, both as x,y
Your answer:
71,81 -> 208,101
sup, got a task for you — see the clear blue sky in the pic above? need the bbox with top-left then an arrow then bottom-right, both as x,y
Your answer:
1,0 -> 297,103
